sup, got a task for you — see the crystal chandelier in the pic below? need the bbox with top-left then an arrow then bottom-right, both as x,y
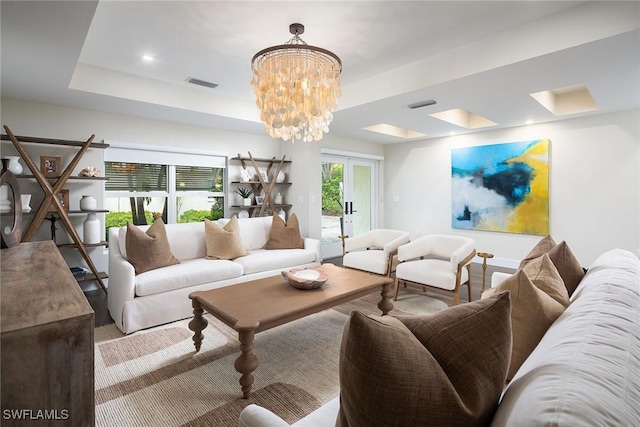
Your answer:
251,23 -> 342,142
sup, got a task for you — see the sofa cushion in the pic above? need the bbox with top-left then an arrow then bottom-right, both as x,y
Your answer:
204,216 -> 247,260
336,292 -> 511,427
266,213 -> 304,250
125,219 -> 180,274
218,216 -> 272,251
233,248 -> 317,275
491,249 -> 640,426
118,221 -> 206,261
483,255 -> 568,380
135,258 -> 243,297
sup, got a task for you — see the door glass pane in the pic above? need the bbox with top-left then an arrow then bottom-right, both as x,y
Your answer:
321,161 -> 344,245
352,164 -> 372,236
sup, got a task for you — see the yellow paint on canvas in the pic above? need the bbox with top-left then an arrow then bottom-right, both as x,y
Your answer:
504,139 -> 549,235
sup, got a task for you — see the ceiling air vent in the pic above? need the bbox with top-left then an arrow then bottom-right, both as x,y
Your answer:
186,77 -> 218,89
408,99 -> 437,109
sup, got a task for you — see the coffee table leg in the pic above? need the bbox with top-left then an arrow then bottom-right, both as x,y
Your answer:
234,325 -> 260,399
188,299 -> 208,352
378,282 -> 394,315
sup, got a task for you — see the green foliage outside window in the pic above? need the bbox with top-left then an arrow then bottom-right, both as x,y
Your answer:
322,163 -> 344,216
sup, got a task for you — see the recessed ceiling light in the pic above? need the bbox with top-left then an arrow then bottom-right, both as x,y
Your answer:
142,55 -> 154,62
429,108 -> 497,129
362,124 -> 426,139
530,84 -> 597,116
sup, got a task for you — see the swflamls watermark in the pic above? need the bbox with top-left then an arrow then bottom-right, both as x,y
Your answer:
2,409 -> 70,420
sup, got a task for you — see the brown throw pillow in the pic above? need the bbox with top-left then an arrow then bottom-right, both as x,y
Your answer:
518,235 -> 557,269
265,213 -> 304,250
204,216 -> 247,260
520,238 -> 584,297
125,218 -> 180,275
544,241 -> 585,296
483,258 -> 568,380
336,292 -> 512,427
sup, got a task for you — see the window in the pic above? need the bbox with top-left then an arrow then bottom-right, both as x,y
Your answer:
104,142 -> 226,231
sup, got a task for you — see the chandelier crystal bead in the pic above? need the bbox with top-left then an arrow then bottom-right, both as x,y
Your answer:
251,23 -> 342,142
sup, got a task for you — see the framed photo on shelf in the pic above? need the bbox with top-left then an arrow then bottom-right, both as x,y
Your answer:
49,189 -> 69,212
40,156 -> 62,177
255,195 -> 265,205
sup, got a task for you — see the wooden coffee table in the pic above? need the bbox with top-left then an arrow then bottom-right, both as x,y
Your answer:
188,263 -> 394,398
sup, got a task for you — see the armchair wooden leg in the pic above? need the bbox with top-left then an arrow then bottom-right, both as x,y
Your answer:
393,278 -> 401,301
453,290 -> 460,306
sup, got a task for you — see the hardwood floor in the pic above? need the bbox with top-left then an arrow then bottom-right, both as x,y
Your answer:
87,258 -> 515,328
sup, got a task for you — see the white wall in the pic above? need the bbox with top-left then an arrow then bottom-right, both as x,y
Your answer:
383,110 -> 640,267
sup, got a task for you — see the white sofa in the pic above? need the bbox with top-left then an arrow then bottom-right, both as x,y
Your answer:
239,248 -> 640,426
108,216 -> 321,334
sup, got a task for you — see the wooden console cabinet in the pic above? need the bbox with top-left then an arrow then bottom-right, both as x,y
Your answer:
1,241 -> 95,426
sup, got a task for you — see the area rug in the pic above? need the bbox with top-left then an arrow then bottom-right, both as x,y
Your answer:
94,292 -> 447,426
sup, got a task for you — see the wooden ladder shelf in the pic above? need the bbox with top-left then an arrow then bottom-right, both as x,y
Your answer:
3,125 -> 108,293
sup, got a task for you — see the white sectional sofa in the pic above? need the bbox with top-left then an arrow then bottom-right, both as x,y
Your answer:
108,216 -> 321,334
239,248 -> 640,426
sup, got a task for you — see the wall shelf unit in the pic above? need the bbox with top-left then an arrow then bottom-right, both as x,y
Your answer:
230,152 -> 292,217
2,126 -> 109,293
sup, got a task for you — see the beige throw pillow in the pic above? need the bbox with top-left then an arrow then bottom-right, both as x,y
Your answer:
265,213 -> 304,250
483,255 -> 568,380
125,219 -> 180,275
520,238 -> 585,296
204,216 -> 247,260
336,292 -> 512,427
518,235 -> 557,269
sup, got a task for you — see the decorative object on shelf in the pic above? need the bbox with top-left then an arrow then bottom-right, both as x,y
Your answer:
251,23 -> 342,143
48,189 -> 69,212
20,194 -> 31,213
275,170 -> 286,183
40,155 -> 62,178
78,166 -> 102,177
278,209 -> 286,220
255,195 -> 265,205
281,268 -> 328,290
45,214 -> 58,242
239,169 -> 252,182
274,192 -> 283,205
83,213 -> 100,244
238,210 -> 249,219
79,195 -> 97,211
235,186 -> 253,206
70,266 -> 90,278
1,156 -> 23,175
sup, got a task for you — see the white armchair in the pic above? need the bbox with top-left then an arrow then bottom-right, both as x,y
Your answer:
341,229 -> 410,277
393,234 -> 476,305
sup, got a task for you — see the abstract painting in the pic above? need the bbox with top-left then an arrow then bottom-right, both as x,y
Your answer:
451,139 -> 549,235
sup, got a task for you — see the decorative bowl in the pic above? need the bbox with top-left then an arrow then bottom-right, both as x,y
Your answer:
281,268 -> 328,290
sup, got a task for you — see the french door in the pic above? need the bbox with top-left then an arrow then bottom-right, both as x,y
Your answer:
321,155 -> 377,259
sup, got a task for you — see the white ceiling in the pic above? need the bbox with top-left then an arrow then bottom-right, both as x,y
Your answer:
2,1 -> 639,144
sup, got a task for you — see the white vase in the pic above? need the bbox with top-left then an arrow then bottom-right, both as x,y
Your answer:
83,213 -> 100,244
21,194 -> 31,213
2,156 -> 23,175
243,198 -> 252,206
274,193 -> 283,204
80,195 -> 97,211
